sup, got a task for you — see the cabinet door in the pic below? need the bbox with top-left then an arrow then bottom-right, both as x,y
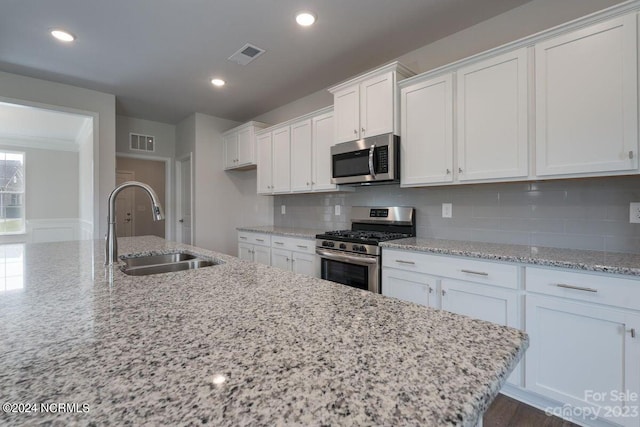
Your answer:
441,278 -> 521,385
292,252 -> 317,277
272,126 -> 291,193
526,295 -> 640,427
253,245 -> 271,266
312,111 -> 337,191
224,132 -> 238,169
382,268 -> 438,308
290,119 -> 313,193
236,126 -> 254,166
535,15 -> 638,177
360,71 -> 394,138
456,48 -> 528,181
271,248 -> 292,271
334,85 -> 360,143
238,242 -> 254,261
400,74 -> 453,186
256,132 -> 273,194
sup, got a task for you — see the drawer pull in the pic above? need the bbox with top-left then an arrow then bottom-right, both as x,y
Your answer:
395,259 -> 415,265
296,245 -> 308,249
274,241 -> 284,245
239,236 -> 248,240
461,269 -> 488,276
428,286 -> 433,294
555,283 -> 598,293
256,238 -> 265,242
629,328 -> 636,338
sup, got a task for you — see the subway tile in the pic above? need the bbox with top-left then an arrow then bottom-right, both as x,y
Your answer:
604,236 -> 640,254
470,229 -> 530,246
530,232 -> 605,251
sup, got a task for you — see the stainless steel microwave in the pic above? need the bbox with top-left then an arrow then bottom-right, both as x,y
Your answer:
331,133 -> 399,185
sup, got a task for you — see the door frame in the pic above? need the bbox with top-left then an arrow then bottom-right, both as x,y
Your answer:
176,152 -> 194,245
115,169 -> 135,236
115,153 -> 173,240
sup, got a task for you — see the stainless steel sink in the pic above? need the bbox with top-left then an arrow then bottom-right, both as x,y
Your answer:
119,251 -> 220,276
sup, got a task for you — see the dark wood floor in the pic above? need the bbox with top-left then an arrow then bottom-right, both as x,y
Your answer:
484,394 -> 579,427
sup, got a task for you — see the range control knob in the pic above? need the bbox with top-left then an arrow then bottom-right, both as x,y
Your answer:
352,244 -> 359,251
322,241 -> 334,248
339,243 -> 347,249
360,245 -> 367,253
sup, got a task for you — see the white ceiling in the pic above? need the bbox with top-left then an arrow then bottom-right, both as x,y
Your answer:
0,0 -> 532,124
0,102 -> 90,147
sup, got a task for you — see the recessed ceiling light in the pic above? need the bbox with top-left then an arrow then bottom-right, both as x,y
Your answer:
211,78 -> 226,87
50,29 -> 75,42
296,12 -> 316,27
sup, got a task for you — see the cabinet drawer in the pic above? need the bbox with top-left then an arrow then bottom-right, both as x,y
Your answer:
238,232 -> 271,247
526,267 -> 640,311
383,249 -> 520,289
270,235 -> 315,254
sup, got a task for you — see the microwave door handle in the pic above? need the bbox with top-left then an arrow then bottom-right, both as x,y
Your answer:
368,145 -> 376,178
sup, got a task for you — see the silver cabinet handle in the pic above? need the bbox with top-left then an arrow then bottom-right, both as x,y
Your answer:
629,328 -> 636,338
296,245 -> 308,249
239,236 -> 248,240
274,241 -> 284,245
442,289 -> 446,296
395,259 -> 415,265
458,167 -> 463,173
256,238 -> 265,242
555,283 -> 598,293
361,127 -> 365,133
428,286 -> 433,294
629,151 -> 634,159
306,182 -> 310,185
446,169 -> 451,174
461,269 -> 488,276
354,129 -> 357,134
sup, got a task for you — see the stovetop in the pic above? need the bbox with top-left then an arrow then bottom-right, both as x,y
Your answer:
317,230 -> 411,244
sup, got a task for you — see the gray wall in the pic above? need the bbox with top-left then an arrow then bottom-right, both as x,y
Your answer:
274,176 -> 640,254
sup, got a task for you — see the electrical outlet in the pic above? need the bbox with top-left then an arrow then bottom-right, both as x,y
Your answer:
335,205 -> 341,216
630,202 -> 640,223
281,205 -> 286,215
442,203 -> 452,218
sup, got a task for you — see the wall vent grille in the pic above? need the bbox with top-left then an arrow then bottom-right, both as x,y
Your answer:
228,43 -> 266,66
129,133 -> 155,152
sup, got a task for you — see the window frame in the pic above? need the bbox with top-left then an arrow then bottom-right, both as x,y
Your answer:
0,150 -> 26,236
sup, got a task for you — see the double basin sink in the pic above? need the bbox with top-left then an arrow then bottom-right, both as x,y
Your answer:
120,251 -> 221,276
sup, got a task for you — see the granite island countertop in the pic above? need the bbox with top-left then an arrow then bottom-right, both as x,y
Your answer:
381,237 -> 640,276
0,236 -> 527,426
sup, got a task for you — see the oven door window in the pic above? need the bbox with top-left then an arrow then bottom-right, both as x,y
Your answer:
333,149 -> 370,178
321,258 -> 369,291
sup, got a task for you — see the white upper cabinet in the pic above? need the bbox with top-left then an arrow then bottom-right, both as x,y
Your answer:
400,73 -> 454,186
333,85 -> 360,143
456,48 -> 529,181
256,132 -> 273,194
312,111 -> 338,191
222,121 -> 268,170
329,62 -> 415,144
535,14 -> 638,177
290,119 -> 313,193
271,126 -> 291,194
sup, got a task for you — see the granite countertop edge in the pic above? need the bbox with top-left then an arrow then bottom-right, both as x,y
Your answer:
236,225 -> 325,239
380,238 -> 640,277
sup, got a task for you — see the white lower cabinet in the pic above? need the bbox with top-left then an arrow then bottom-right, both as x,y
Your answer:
381,268 -> 439,308
237,232 -> 271,266
238,231 -> 318,277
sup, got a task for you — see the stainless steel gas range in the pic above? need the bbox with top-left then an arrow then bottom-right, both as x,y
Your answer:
315,206 -> 415,293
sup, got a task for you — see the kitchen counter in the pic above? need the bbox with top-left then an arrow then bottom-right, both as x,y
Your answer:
0,236 -> 527,426
236,225 -> 325,239
381,237 -> 640,276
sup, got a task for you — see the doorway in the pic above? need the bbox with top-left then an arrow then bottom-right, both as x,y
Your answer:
115,156 -> 166,238
176,153 -> 193,245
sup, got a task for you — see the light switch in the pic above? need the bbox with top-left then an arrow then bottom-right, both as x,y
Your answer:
630,202 -> 640,223
281,205 -> 286,215
335,205 -> 341,216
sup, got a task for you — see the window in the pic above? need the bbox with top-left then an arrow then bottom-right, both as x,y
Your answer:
0,151 -> 25,234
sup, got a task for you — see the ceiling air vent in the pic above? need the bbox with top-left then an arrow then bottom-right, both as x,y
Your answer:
228,43 -> 265,66
130,133 -> 155,152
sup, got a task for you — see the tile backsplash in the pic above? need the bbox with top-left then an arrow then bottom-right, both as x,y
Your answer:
273,176 -> 640,254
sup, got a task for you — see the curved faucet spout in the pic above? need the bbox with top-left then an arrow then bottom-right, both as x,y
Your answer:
105,181 -> 165,265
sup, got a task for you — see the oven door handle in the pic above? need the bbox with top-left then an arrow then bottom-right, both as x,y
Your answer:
316,248 -> 378,265
368,144 -> 376,179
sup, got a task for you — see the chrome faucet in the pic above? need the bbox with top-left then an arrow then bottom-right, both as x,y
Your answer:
105,181 -> 165,265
